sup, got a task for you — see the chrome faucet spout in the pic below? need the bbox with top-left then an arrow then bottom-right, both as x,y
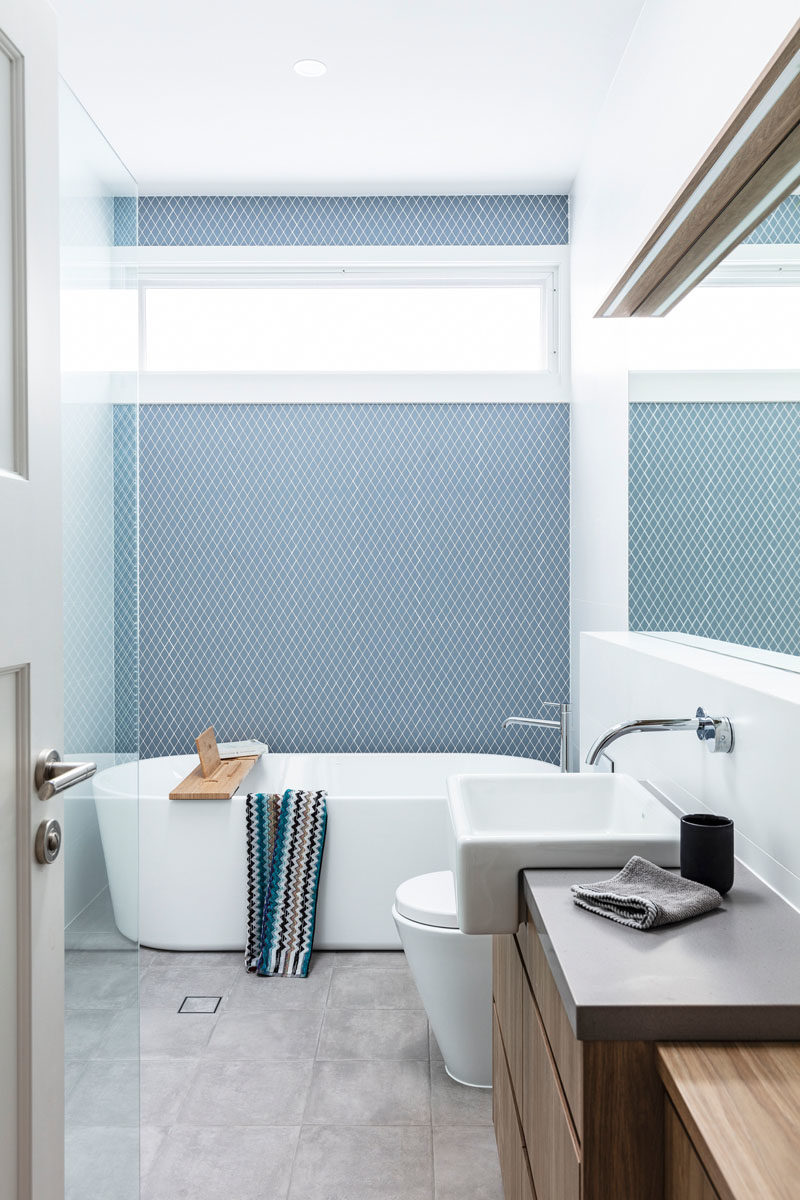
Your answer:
585,707 -> 734,766
503,702 -> 573,772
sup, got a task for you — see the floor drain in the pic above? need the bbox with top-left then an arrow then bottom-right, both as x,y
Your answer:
178,995 -> 221,1014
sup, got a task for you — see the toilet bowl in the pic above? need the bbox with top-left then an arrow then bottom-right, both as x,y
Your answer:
392,870 -> 492,1088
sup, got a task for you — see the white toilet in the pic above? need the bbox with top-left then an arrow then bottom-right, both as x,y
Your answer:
392,870 -> 493,1088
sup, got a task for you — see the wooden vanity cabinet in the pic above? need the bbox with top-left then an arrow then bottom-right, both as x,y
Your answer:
494,910 -> 800,1200
658,1042 -> 800,1200
664,1101 -> 720,1200
492,914 -> 664,1200
493,1006 -> 536,1200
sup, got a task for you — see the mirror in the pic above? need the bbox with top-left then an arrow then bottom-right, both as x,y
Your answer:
627,225 -> 800,665
602,21 -> 800,668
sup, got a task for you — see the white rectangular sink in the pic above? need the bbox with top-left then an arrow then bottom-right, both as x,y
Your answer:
447,772 -> 680,934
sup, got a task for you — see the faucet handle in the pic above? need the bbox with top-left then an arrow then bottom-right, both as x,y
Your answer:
695,707 -> 734,754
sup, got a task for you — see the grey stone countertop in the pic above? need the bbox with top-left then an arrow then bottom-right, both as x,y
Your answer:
521,861 -> 800,1042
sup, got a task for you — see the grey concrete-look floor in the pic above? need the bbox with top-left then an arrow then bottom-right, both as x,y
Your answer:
65,897 -> 504,1200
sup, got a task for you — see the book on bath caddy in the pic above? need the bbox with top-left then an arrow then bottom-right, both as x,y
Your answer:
217,739 -> 269,758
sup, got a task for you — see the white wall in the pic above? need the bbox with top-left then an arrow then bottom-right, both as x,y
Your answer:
569,0 -> 800,704
581,633 -> 800,911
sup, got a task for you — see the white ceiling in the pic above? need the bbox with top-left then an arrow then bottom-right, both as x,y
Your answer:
53,0 -> 646,195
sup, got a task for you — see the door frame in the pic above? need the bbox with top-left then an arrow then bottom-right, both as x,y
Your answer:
0,1 -> 62,1197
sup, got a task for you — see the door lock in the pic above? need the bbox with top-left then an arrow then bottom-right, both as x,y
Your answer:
35,819 -> 62,864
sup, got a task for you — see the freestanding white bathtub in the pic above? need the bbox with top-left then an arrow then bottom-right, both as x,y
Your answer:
93,752 -> 556,950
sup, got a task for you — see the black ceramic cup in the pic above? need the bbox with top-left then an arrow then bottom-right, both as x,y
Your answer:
680,813 -> 734,894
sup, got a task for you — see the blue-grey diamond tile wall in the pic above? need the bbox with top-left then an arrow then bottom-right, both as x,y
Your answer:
138,403 -> 570,761
113,404 -> 139,754
745,195 -> 800,244
137,194 -> 568,246
60,195 -> 115,248
629,402 -> 800,655
113,195 -> 138,247
63,404 -> 116,753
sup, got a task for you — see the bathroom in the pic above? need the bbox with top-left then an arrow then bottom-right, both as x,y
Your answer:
1,1 -> 800,1198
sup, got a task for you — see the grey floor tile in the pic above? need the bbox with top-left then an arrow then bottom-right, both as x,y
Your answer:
433,1126 -> 504,1200
140,1126 -> 168,1179
96,1005 -> 140,1059
226,958 -> 333,1013
65,889 -> 135,952
66,1059 -> 140,1127
66,949 -> 506,1200
65,1007 -> 120,1059
66,1126 -> 139,1200
65,950 -> 139,1011
431,1063 -> 492,1126
65,1060 -> 87,1099
141,1058 -> 199,1125
143,1125 -> 299,1200
331,950 -> 407,969
178,1059 -> 314,1126
429,1025 -> 444,1063
304,1060 -> 431,1125
205,1009 -> 323,1060
145,950 -> 243,975
317,1007 -> 429,1061
289,1125 -> 434,1200
327,966 -> 424,1010
139,947 -> 159,970
140,1006 -> 220,1058
138,965 -> 235,1009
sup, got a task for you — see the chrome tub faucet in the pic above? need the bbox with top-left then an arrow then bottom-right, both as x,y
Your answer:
503,702 -> 573,773
585,706 -> 734,767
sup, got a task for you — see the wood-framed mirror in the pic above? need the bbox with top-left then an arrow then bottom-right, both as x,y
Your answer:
597,19 -> 800,318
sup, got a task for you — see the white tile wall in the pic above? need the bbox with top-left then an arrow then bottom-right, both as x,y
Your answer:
580,632 -> 800,911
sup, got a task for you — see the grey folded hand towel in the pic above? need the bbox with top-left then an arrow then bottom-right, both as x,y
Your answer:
571,855 -> 722,930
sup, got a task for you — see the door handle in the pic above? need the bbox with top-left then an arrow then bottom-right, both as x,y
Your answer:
35,749 -> 97,802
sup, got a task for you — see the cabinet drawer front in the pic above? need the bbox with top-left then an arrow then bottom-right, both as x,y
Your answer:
665,1102 -> 720,1200
493,1006 -> 536,1200
493,933 -> 525,1101
522,913 -> 583,1138
522,983 -> 581,1200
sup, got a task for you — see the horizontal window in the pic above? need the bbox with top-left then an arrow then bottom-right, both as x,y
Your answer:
142,284 -> 547,373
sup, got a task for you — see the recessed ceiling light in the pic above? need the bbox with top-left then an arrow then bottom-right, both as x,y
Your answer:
294,59 -> 327,78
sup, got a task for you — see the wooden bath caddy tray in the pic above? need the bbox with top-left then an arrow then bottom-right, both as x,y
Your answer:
169,727 -> 260,800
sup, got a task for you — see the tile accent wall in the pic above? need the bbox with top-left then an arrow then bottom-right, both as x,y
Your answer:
136,194 -> 568,247
138,403 -> 570,761
629,401 -> 800,655
113,404 -> 139,754
61,195 -> 116,247
62,403 -> 139,755
113,195 -> 138,247
63,404 -> 117,752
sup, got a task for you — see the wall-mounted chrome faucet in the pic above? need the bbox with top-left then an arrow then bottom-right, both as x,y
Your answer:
503,702 -> 573,772
585,706 -> 734,767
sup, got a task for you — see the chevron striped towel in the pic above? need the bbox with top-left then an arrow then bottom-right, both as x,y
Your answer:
245,789 -> 328,978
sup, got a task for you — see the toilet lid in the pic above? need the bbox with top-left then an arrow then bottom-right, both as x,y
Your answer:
395,871 -> 459,929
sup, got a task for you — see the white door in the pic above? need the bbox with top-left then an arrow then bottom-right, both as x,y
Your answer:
0,1 -> 63,1198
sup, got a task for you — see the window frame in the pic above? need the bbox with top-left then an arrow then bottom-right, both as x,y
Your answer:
135,244 -> 569,403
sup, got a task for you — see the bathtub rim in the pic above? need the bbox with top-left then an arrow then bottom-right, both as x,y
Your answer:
92,750 -> 559,801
